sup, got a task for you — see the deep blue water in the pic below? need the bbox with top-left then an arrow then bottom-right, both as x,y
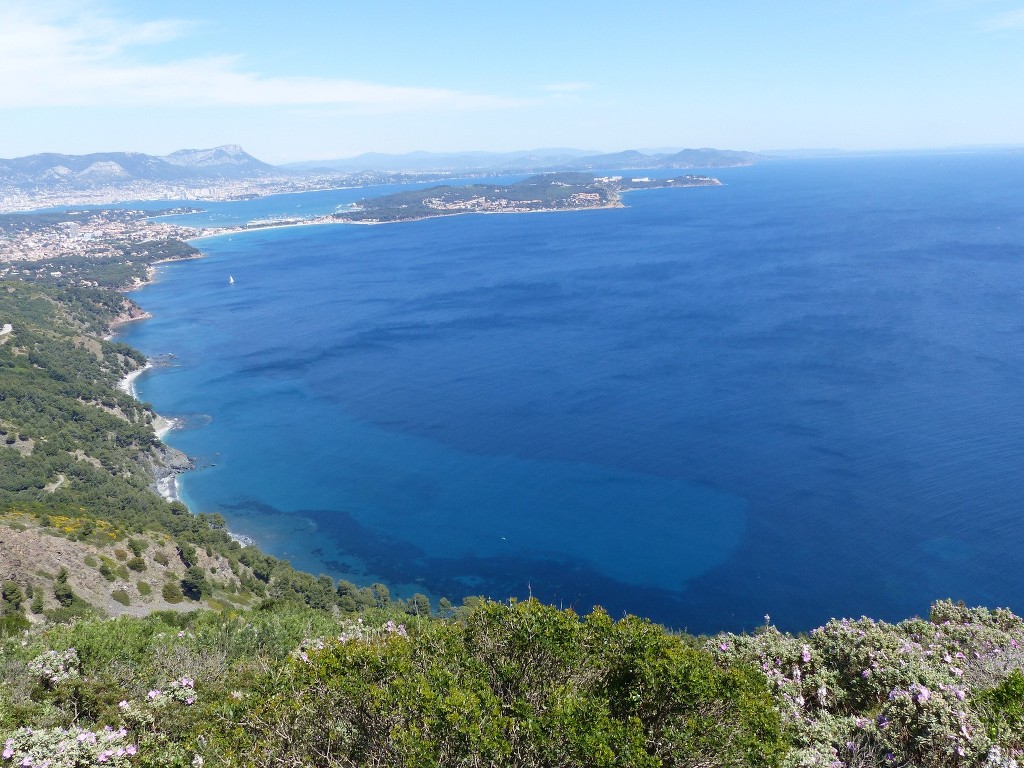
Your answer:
116,154 -> 1024,633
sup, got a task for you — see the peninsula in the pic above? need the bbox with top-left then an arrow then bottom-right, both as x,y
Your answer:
331,172 -> 722,224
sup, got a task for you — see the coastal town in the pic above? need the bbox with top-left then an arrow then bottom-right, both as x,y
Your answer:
0,170 -> 724,293
0,207 -> 202,287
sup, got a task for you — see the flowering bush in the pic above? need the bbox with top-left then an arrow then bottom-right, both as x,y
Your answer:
2,726 -> 137,767
28,649 -> 80,688
291,617 -> 408,664
116,676 -> 198,735
711,600 -> 1024,767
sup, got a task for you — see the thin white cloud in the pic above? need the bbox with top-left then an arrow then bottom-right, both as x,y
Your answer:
978,7 -> 1024,30
0,4 -> 522,111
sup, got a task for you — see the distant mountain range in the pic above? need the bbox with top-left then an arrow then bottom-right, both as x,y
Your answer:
0,144 -> 766,193
286,147 -> 764,173
0,145 -> 278,190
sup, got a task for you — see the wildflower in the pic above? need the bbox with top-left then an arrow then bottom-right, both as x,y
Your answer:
126,745 -> 138,756
148,690 -> 161,700
118,700 -> 129,710
801,645 -> 811,663
719,641 -> 730,652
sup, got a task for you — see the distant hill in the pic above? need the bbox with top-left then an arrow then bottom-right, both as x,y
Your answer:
288,147 -> 764,173
0,145 -> 282,190
564,147 -> 764,170
284,148 -> 600,173
161,144 -> 277,173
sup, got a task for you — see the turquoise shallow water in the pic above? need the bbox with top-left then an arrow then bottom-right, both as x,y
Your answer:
118,154 -> 1024,632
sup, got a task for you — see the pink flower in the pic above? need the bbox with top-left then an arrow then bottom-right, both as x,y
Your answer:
719,642 -> 730,652
801,645 -> 811,663
126,745 -> 138,756
148,690 -> 161,700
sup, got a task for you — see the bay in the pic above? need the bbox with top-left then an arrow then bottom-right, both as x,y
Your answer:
117,154 -> 1024,632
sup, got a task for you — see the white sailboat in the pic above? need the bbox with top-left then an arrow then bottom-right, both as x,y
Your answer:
229,275 -> 235,284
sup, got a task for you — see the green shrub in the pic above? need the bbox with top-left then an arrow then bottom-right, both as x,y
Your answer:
53,581 -> 75,607
137,581 -> 152,597
181,566 -> 210,600
162,582 -> 184,604
215,600 -> 785,768
979,669 -> 1024,752
1,580 -> 25,613
127,556 -> 146,572
153,551 -> 170,566
128,538 -> 148,557
0,612 -> 30,636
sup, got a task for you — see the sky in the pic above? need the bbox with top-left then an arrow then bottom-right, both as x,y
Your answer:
1,0 -> 1023,163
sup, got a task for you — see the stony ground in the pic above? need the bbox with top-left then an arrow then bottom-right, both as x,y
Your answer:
0,514 -> 254,620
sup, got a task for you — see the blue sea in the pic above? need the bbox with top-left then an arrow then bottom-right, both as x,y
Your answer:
116,154 -> 1024,633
